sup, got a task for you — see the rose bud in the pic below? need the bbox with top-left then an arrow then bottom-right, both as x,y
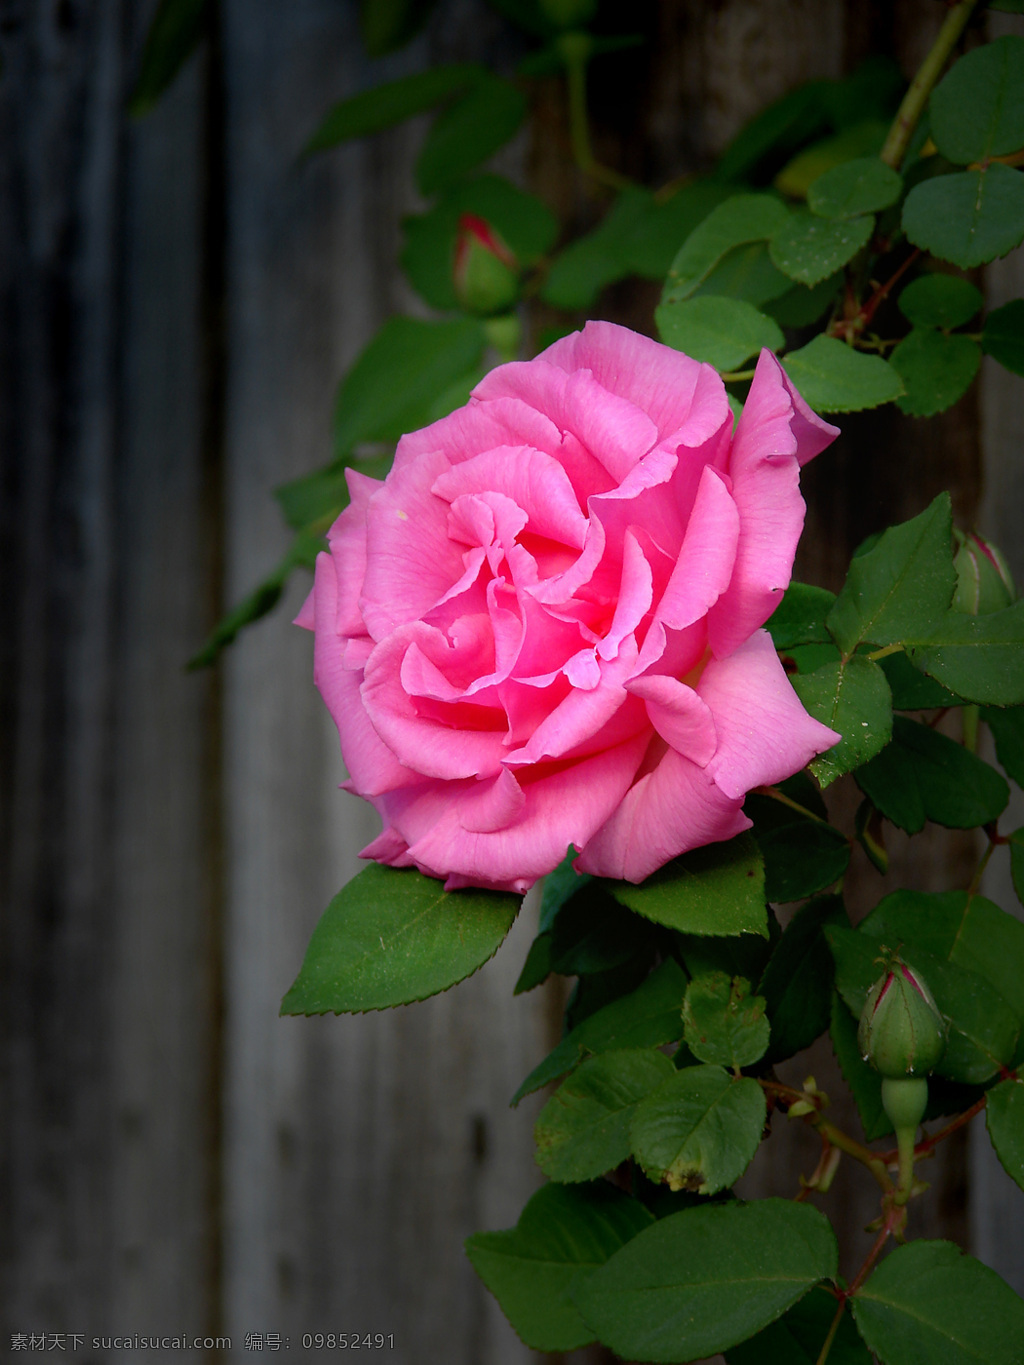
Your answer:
453,214 -> 520,317
858,957 -> 945,1079
953,530 -> 1016,615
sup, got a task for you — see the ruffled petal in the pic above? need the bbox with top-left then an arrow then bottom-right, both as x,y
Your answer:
576,742 -> 751,883
699,629 -> 840,799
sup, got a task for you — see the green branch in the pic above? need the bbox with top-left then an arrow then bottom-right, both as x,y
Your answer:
879,0 -> 982,170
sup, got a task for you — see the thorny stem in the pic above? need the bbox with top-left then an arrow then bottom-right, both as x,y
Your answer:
814,1299 -> 847,1365
761,1081 -> 894,1193
879,0 -> 983,170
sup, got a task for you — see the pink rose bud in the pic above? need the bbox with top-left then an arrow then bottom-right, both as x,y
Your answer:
953,530 -> 1016,615
298,324 -> 840,893
453,214 -> 520,317
858,957 -> 945,1079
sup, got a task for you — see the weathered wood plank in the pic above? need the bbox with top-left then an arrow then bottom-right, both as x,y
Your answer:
218,3 -> 546,1359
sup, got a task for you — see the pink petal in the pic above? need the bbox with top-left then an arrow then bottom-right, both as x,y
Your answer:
626,674 -> 717,767
505,636 -> 645,768
310,553 -> 417,797
474,360 -> 660,483
635,464 -> 739,674
576,741 -> 751,882
699,630 -> 840,799
361,625 -> 507,780
327,468 -> 380,637
384,732 -> 649,891
538,321 -> 730,447
359,448 -> 465,640
432,445 -> 587,549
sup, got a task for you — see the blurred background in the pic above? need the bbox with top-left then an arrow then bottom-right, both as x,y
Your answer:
1,0 -> 1022,1361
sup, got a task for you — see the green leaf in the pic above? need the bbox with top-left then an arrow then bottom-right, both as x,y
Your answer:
572,1199 -> 838,1364
782,335 -> 904,413
415,75 -> 527,196
655,296 -> 784,370
690,242 -> 793,307
903,165 -> 1024,269
854,716 -> 1009,835
759,896 -> 846,1062
674,915 -> 780,989
358,0 -> 437,57
629,1066 -> 766,1195
852,1239 -> 1024,1365
890,329 -> 981,417
541,188 -> 655,310
401,176 -> 555,312
305,64 -> 485,152
826,493 -> 956,655
807,157 -> 903,219
767,583 -> 837,649
987,706 -> 1024,786
986,1078 -> 1024,1193
751,802 -> 850,903
982,298 -> 1024,376
512,959 -> 687,1104
280,864 -> 520,1014
769,210 -> 874,286
466,1182 -> 654,1353
604,832 -> 767,938
534,1049 -> 676,1183
683,973 -> 770,1068
334,316 -> 485,456
774,118 -> 890,198
662,194 -> 791,301
929,35 -> 1024,165
898,274 -> 983,330
540,848 -> 591,932
726,1286 -> 873,1365
620,182 -> 733,279
906,600 -> 1024,705
790,655 -> 893,787
765,274 -> 842,328
830,990 -> 892,1141
514,931 -> 553,995
187,528 -> 324,670
129,0 -> 206,117
548,884 -> 654,977
880,649 -> 963,710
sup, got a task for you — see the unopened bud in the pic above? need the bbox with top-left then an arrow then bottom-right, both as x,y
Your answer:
953,530 -> 1016,615
453,214 -> 520,317
858,956 -> 945,1079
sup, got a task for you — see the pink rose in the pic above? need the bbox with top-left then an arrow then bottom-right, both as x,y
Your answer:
299,322 -> 840,893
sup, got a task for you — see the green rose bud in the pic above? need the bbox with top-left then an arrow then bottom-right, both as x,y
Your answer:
858,957 -> 945,1079
953,530 -> 1016,615
453,214 -> 520,317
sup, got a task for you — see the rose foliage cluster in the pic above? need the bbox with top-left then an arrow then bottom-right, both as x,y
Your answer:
129,2 -> 1024,1362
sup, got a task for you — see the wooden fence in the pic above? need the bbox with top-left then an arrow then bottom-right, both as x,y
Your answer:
1,2 -> 1021,1361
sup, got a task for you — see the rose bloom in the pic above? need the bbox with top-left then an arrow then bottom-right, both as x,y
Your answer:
299,322 -> 839,893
